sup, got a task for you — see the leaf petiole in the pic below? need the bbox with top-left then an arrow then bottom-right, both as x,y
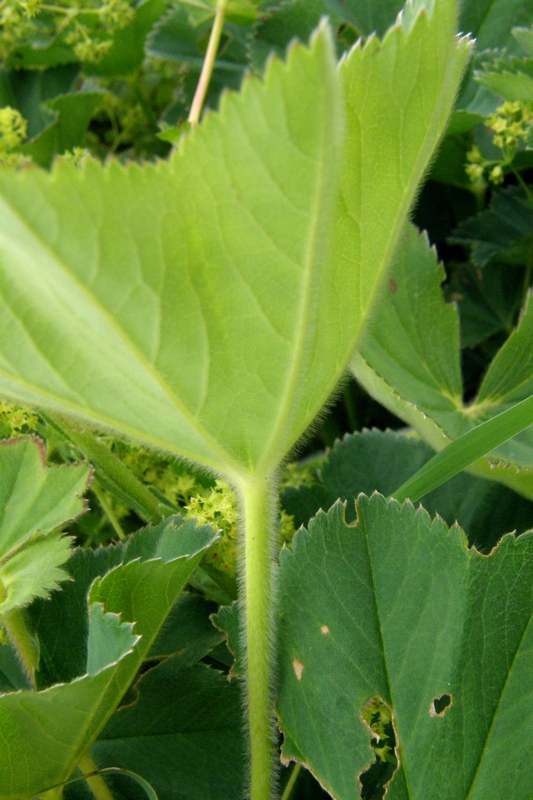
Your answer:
241,472 -> 278,800
188,0 -> 228,126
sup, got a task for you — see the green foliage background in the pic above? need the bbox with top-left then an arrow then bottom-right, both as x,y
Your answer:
1,1 -> 533,799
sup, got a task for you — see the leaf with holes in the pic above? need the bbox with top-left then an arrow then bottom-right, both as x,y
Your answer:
277,493 -> 533,800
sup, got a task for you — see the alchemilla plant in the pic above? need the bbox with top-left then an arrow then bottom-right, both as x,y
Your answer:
1,1 -> 533,799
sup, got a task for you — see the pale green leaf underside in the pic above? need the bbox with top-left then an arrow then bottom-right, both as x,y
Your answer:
0,517 -> 217,799
277,495 -> 533,800
0,437 -> 90,614
0,437 -> 90,556
0,3 -> 468,479
352,224 -> 533,500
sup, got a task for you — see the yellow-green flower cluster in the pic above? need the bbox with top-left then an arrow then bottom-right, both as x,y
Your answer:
362,697 -> 396,764
0,0 -> 135,63
19,0 -> 43,18
0,106 -> 32,168
106,440 -> 297,576
0,1 -> 36,57
0,107 -> 27,151
488,100 -> 533,150
185,480 -> 239,576
0,401 -> 39,437
465,101 -> 533,186
465,145 -> 499,184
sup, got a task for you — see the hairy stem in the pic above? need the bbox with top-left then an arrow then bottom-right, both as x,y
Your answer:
3,607 -> 39,687
78,755 -> 115,800
241,473 -> 278,800
188,0 -> 228,127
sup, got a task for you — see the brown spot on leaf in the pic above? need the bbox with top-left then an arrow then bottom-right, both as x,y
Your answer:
389,278 -> 398,293
320,625 -> 330,635
293,659 -> 305,680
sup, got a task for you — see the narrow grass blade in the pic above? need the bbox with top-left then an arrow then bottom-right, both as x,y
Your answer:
392,393 -> 533,503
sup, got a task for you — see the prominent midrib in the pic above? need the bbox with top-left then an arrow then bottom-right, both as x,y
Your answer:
254,78 -> 338,476
362,510 -> 414,800
360,28 -> 469,380
0,193 -> 238,475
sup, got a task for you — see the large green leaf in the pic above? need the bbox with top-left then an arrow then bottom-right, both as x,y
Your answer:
0,437 -> 90,614
0,6 -> 469,480
90,659 -> 244,800
277,494 -> 533,800
31,552 -> 223,688
281,429 -> 533,553
352,223 -> 533,499
0,516 -> 217,799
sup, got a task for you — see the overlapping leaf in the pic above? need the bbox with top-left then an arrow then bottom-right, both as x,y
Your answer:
450,188 -> 533,267
90,658 -> 244,800
454,0 -> 533,120
445,262 -> 524,347
0,3 -> 469,481
281,429 -> 533,552
351,223 -> 533,499
277,494 -> 533,800
0,516 -> 217,799
0,437 -> 90,615
476,55 -> 533,103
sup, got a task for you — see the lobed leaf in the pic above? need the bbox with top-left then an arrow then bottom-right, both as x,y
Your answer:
454,0 -> 533,119
277,494 -> 533,800
444,262 -> 524,347
352,223 -> 533,500
0,437 -> 90,614
0,4 -> 469,481
0,516 -> 218,799
476,56 -> 533,103
90,658 -> 244,800
281,429 -> 533,553
450,188 -> 533,268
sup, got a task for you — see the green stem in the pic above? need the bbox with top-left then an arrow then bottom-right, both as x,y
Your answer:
281,763 -> 302,800
3,608 -> 39,687
78,755 -> 115,800
43,415 -> 163,524
92,481 -> 126,541
511,167 -> 533,202
39,788 -> 63,800
241,473 -> 277,800
188,0 -> 228,127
